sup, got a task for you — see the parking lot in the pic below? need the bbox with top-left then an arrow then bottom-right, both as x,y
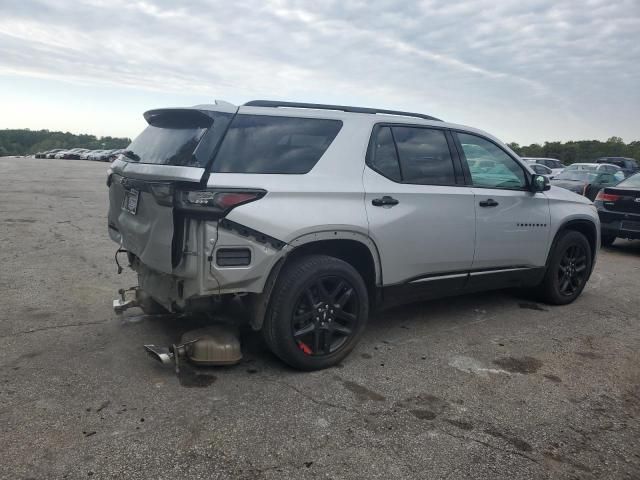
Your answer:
1,156 -> 639,479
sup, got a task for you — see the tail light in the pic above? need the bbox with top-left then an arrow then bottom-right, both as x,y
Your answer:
176,188 -> 266,217
595,191 -> 621,202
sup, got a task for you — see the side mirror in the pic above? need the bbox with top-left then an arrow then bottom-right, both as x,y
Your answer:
531,174 -> 550,192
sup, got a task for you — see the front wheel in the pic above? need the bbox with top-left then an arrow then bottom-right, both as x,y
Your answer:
537,230 -> 592,305
262,255 -> 369,370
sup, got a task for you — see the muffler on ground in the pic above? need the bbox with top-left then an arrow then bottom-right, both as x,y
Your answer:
144,325 -> 242,368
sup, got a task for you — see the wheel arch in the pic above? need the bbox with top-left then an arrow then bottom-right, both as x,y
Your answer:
247,231 -> 382,330
546,219 -> 598,273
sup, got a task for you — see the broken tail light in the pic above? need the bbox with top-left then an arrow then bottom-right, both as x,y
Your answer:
176,188 -> 266,217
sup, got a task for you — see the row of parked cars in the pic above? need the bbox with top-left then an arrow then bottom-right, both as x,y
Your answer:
34,148 -> 124,162
524,156 -> 638,199
524,156 -> 640,246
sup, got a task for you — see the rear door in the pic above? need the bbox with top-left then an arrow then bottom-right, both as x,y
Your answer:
107,107 -> 235,274
363,124 -> 475,291
453,131 -> 551,272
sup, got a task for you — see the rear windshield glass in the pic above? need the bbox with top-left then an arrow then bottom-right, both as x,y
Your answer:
212,115 -> 342,174
618,173 -> 640,188
124,110 -> 211,166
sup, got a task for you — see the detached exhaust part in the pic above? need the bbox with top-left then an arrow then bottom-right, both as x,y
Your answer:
144,345 -> 174,365
144,325 -> 242,369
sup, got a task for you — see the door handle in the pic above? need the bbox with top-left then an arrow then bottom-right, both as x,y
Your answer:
479,198 -> 499,207
372,196 -> 399,207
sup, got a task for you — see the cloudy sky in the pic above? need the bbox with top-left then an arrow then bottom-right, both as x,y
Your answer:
0,0 -> 638,144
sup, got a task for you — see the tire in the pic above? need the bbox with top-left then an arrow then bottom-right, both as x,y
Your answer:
601,234 -> 616,247
262,254 -> 369,370
537,230 -> 592,305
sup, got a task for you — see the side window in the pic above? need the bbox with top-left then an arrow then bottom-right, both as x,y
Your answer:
457,132 -> 527,189
391,127 -> 456,185
212,115 -> 342,174
370,127 -> 401,182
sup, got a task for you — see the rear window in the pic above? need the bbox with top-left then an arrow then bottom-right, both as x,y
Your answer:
212,115 -> 342,174
618,173 -> 640,188
125,110 -> 213,167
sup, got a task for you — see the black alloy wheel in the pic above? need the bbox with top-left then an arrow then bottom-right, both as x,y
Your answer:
292,275 -> 358,356
537,230 -> 592,305
263,255 -> 369,370
557,244 -> 588,297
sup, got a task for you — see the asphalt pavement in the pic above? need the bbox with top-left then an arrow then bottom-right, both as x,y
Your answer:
1,156 -> 639,479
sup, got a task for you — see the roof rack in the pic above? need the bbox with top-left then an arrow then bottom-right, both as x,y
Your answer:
243,100 -> 442,122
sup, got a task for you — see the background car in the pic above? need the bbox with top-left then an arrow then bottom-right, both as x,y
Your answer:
44,149 -> 65,158
61,148 -> 91,159
564,162 -> 625,180
529,163 -> 555,179
594,172 -> 640,246
595,157 -> 639,178
106,149 -> 125,162
522,157 -> 565,176
551,169 -> 621,200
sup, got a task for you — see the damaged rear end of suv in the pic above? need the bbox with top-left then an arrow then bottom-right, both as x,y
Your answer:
108,100 -> 359,369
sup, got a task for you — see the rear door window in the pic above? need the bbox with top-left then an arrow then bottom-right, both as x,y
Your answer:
369,126 -> 402,182
212,115 -> 342,174
392,127 -> 457,185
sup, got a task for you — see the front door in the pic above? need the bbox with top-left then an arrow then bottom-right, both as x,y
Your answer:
363,125 -> 476,292
453,132 -> 551,274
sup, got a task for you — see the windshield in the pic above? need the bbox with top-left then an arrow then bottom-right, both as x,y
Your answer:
617,173 -> 640,188
555,171 -> 597,181
124,110 -> 213,167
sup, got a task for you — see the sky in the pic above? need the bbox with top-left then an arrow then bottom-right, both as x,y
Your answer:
0,0 -> 638,145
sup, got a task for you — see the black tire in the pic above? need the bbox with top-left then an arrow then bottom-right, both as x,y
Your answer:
601,234 -> 616,247
538,230 -> 592,305
262,255 -> 369,370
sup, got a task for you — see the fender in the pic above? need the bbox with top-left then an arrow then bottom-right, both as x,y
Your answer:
288,229 -> 383,286
247,229 -> 383,331
545,217 -> 599,275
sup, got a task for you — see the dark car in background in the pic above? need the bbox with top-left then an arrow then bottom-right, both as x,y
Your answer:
595,173 -> 640,246
596,157 -> 639,178
551,169 -> 621,200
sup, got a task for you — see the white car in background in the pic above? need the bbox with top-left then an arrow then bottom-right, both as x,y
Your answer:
565,162 -> 625,182
523,157 -> 566,177
529,163 -> 555,179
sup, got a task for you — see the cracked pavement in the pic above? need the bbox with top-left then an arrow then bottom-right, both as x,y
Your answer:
1,157 -> 639,479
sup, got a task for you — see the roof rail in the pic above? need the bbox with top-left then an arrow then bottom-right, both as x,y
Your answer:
243,100 -> 442,122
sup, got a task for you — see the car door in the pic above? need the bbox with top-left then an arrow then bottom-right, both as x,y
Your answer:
363,125 -> 476,297
452,131 -> 551,276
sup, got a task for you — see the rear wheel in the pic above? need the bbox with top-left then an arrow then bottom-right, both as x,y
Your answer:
601,234 -> 616,247
262,255 -> 368,370
537,230 -> 592,305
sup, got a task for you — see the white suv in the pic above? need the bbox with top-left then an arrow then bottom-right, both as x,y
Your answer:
108,100 -> 599,370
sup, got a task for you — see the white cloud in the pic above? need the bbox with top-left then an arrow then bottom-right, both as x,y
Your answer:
0,0 -> 638,143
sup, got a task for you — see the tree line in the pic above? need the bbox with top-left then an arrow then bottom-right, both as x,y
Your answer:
1,129 -> 638,164
507,137 -> 639,165
0,129 -> 131,156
